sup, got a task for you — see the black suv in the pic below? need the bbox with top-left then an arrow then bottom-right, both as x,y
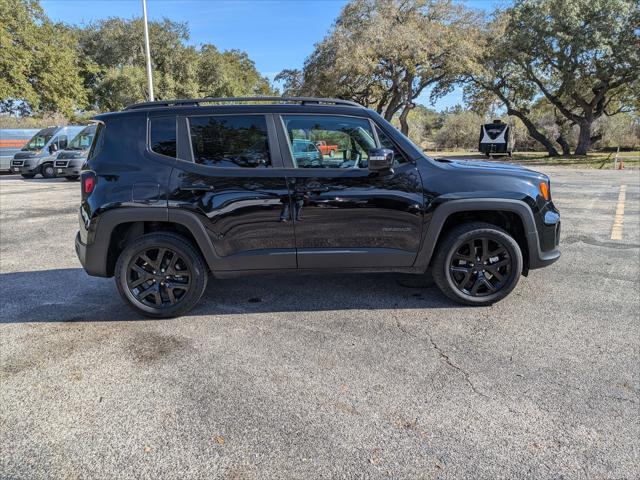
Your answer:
75,97 -> 560,317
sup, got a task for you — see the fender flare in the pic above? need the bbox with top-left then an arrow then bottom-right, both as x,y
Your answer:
83,207 -> 222,277
414,198 -> 543,270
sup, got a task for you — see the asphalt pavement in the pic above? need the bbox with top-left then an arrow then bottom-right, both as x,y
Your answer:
1,166 -> 639,479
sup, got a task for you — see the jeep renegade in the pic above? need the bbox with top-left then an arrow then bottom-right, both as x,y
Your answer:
75,97 -> 560,318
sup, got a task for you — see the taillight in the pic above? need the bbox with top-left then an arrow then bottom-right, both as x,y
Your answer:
81,171 -> 96,199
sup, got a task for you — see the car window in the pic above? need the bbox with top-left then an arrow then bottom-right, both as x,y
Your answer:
150,117 -> 177,158
282,115 -> 376,169
188,115 -> 271,168
56,135 -> 68,150
375,126 -> 409,165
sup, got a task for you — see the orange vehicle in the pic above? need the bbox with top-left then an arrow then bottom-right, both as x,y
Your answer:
314,140 -> 338,158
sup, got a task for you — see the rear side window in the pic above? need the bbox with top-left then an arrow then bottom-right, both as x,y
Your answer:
87,123 -> 105,160
188,115 -> 271,168
150,117 -> 176,158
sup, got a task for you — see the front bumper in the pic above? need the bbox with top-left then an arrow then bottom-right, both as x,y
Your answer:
528,207 -> 561,270
54,160 -> 82,177
11,161 -> 39,174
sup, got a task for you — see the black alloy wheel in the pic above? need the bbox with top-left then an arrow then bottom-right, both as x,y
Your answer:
449,236 -> 511,297
432,222 -> 523,306
126,247 -> 192,308
115,233 -> 208,318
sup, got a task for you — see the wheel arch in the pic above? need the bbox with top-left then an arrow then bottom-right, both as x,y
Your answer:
416,198 -> 539,274
86,208 -> 219,277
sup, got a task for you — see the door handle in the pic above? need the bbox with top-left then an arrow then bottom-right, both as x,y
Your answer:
180,184 -> 215,192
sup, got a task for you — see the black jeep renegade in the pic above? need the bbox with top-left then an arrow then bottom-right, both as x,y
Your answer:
75,97 -> 560,318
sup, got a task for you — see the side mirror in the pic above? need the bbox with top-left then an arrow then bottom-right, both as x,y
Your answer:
49,144 -> 58,154
368,148 -> 394,172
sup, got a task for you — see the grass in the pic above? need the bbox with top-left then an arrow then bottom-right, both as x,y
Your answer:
423,150 -> 640,169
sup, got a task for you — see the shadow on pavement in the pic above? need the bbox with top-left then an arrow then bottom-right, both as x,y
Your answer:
0,268 -> 454,323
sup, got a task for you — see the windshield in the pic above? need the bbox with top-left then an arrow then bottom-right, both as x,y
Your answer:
67,125 -> 97,150
21,128 -> 57,151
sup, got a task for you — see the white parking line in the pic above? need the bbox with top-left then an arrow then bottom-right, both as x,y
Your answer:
610,185 -> 626,240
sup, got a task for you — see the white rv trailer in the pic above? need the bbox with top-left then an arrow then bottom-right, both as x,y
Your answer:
479,119 -> 514,157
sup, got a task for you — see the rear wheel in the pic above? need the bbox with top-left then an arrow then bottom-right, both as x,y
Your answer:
114,233 -> 208,318
432,222 -> 522,306
65,175 -> 79,181
41,163 -> 55,178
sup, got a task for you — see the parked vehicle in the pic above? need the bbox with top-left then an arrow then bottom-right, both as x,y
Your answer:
75,96 -> 560,318
11,125 -> 85,178
479,119 -> 514,157
0,129 -> 39,172
315,140 -> 338,157
292,139 -> 323,167
53,124 -> 97,181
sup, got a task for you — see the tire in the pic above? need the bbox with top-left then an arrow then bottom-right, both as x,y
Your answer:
21,173 -> 35,179
114,232 -> 208,318
41,163 -> 55,178
432,222 -> 523,306
65,176 -> 79,181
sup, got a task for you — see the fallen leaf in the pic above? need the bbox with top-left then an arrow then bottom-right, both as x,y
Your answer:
144,446 -> 151,453
214,435 -> 225,445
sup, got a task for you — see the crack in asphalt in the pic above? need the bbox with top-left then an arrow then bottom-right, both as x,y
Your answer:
394,317 -> 490,400
562,235 -> 640,249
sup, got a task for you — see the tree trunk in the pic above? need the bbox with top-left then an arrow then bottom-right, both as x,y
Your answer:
574,120 -> 592,155
399,103 -> 412,136
556,135 -> 571,156
507,107 -> 559,156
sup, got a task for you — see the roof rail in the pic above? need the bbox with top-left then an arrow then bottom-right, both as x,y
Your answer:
123,96 -> 363,111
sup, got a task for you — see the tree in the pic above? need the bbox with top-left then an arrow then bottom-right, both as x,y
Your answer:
198,45 -> 273,97
463,14 -> 562,156
78,17 -> 273,110
280,0 -> 480,136
435,109 -> 483,150
0,0 -> 87,116
499,0 -> 639,155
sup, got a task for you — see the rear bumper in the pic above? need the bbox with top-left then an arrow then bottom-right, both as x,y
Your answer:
75,231 -> 107,277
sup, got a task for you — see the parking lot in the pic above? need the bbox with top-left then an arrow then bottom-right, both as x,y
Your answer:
1,166 -> 638,479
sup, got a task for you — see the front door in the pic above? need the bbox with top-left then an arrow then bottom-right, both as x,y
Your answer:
277,114 -> 424,269
168,113 -> 296,271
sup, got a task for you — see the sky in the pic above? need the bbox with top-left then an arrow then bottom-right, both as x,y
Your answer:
41,0 -> 505,111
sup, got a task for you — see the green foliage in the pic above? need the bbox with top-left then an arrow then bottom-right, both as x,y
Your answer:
1,2 -> 274,116
0,0 -> 87,116
464,0 -> 640,155
435,109 -> 483,149
198,45 -> 273,98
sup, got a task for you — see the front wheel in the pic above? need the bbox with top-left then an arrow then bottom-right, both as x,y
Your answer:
41,163 -> 55,178
114,233 -> 208,318
21,173 -> 35,179
432,222 -> 523,306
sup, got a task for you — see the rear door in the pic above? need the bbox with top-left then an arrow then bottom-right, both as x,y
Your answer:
167,113 -> 296,271
277,114 -> 424,269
